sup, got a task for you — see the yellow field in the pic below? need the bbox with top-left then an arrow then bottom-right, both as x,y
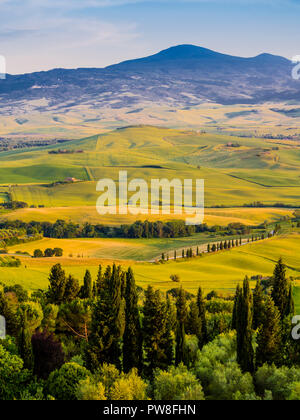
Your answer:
1,206 -> 294,226
2,232 -> 299,294
8,237 -> 148,260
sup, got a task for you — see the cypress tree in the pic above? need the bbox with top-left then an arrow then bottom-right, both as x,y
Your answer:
175,288 -> 187,365
196,287 -> 208,347
123,267 -> 143,373
256,296 -> 282,367
143,286 -> 170,376
231,284 -> 241,330
285,284 -> 295,318
252,280 -> 265,330
80,270 -> 93,299
47,264 -> 67,304
96,265 -> 103,296
64,274 -> 80,302
271,258 -> 289,319
186,301 -> 202,341
18,307 -> 33,370
162,296 -> 175,366
120,271 -> 126,299
84,264 -> 125,371
92,281 -> 97,298
236,277 -> 254,373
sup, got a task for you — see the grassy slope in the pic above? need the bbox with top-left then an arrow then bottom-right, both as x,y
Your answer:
0,206 -> 294,226
1,233 -> 299,294
0,126 -> 299,209
0,126 -> 299,302
5,233 -> 250,261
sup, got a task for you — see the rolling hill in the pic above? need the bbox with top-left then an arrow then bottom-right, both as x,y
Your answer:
1,232 -> 299,293
0,125 -> 299,214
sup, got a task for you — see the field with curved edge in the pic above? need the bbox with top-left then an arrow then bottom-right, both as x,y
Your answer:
5,233 -> 252,262
0,126 -> 299,211
1,233 -> 299,295
0,206 -> 294,226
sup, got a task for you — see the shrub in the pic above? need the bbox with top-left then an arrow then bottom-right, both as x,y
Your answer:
47,362 -> 91,400
153,364 -> 204,400
76,377 -> 106,400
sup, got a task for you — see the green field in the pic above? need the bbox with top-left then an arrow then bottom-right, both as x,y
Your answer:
0,125 -> 299,300
0,126 -> 299,210
5,233 -> 255,262
1,233 -> 299,295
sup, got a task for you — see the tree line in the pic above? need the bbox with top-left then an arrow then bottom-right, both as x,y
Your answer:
0,258 -> 299,400
161,232 -> 272,261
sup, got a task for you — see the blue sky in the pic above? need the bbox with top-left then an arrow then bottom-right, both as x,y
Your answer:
0,0 -> 299,74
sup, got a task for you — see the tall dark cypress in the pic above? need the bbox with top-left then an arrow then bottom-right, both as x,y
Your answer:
256,296 -> 282,367
81,270 -> 93,299
175,288 -> 187,365
64,274 -> 80,302
123,267 -> 143,373
143,286 -> 169,376
47,264 -> 67,304
285,284 -> 295,318
186,301 -> 202,338
236,277 -> 254,373
252,280 -> 265,330
84,264 -> 125,371
95,264 -> 103,296
231,284 -> 241,330
196,287 -> 208,347
164,295 -> 175,361
271,258 -> 289,319
18,307 -> 33,370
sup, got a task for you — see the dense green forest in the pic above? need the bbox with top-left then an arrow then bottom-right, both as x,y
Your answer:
0,258 -> 299,400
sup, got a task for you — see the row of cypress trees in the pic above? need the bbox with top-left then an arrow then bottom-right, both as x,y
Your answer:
162,233 -> 269,261
83,263 -> 208,376
233,258 -> 294,373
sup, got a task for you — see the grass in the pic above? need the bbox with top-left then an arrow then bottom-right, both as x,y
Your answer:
6,232 -> 248,261
0,126 -> 298,209
1,232 -> 299,294
0,125 -> 299,301
0,206 -> 294,226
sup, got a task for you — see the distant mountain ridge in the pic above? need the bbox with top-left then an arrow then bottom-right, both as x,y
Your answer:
0,44 -> 298,115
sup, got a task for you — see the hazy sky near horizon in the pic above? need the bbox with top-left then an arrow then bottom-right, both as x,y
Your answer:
0,0 -> 299,74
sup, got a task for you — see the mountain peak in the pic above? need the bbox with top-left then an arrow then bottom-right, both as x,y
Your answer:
155,44 -> 217,58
